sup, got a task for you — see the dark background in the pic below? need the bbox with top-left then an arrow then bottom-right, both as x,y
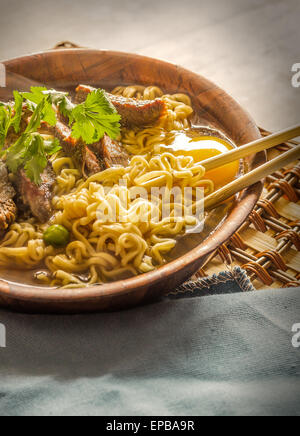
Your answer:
0,0 -> 299,130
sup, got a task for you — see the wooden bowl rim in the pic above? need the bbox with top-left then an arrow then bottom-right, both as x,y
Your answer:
0,49 -> 264,303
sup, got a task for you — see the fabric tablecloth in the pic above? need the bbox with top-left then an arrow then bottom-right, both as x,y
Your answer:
0,270 -> 299,416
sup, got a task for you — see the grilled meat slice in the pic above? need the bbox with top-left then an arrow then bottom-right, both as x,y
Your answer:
75,85 -> 166,128
99,134 -> 130,168
0,161 -> 17,232
53,120 -> 102,176
87,135 -> 130,169
40,120 -> 102,176
16,165 -> 55,223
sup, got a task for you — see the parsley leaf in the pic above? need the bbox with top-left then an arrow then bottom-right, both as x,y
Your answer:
22,87 -> 74,123
85,89 -> 116,116
22,87 -> 57,127
6,134 -> 31,173
4,92 -> 61,184
22,87 -> 48,105
11,91 -> 23,133
43,137 -> 61,155
0,90 -> 24,150
24,96 -> 56,135
0,105 -> 12,149
45,90 -> 74,122
41,97 -> 57,126
23,134 -> 48,185
21,87 -> 121,144
6,133 -> 60,185
70,89 -> 121,144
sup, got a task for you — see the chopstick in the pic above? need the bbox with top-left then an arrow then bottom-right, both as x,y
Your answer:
201,124 -> 300,172
203,145 -> 300,211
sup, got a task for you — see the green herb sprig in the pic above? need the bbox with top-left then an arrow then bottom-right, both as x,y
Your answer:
24,87 -> 121,144
71,89 -> 121,144
0,86 -> 121,185
0,92 -> 60,184
0,91 -> 23,148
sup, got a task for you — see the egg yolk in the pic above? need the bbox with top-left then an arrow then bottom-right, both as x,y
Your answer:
161,132 -> 239,190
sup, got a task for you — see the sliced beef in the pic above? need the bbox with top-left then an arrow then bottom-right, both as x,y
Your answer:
110,95 -> 166,128
87,134 -> 130,169
99,134 -> 130,168
82,142 -> 103,175
0,161 -> 17,232
44,119 -> 130,174
48,121 -> 130,174
16,165 -> 55,223
75,85 -> 166,128
40,120 -> 102,177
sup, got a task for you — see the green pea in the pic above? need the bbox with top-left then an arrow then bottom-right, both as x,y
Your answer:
43,225 -> 70,248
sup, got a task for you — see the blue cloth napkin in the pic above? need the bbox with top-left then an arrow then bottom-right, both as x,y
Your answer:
0,270 -> 299,416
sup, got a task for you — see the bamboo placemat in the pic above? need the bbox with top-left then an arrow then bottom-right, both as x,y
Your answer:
199,130 -> 300,290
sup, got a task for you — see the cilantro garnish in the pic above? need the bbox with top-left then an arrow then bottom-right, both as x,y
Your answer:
24,87 -> 121,144
44,89 -> 74,121
22,87 -> 73,121
23,135 -> 49,185
71,89 -> 121,144
0,105 -> 12,149
22,87 -> 121,144
0,91 -> 23,149
1,91 -> 61,185
21,87 -> 57,126
0,85 -> 121,185
11,91 -> 24,133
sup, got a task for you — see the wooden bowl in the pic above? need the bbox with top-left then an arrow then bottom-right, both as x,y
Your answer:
0,49 -> 264,313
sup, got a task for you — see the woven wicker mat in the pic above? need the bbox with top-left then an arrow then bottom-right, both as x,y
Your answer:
53,42 -> 300,291
198,130 -> 300,290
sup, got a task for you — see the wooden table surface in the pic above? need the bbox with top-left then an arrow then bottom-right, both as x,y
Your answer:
0,0 -> 299,131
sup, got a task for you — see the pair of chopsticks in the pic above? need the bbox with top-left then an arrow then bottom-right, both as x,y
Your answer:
201,125 -> 300,210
